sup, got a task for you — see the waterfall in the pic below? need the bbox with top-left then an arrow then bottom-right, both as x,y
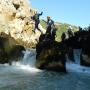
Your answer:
73,49 -> 82,64
13,49 -> 90,74
0,48 -> 90,74
12,49 -> 41,73
66,49 -> 90,74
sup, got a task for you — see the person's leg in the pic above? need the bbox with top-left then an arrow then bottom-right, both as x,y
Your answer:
37,27 -> 43,34
46,26 -> 51,34
36,23 -> 43,34
32,22 -> 37,33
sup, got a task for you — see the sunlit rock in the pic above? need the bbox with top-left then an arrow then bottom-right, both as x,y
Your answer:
0,0 -> 45,48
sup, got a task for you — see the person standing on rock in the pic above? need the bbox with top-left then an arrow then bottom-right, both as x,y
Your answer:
46,16 -> 55,35
31,11 -> 43,34
44,16 -> 55,40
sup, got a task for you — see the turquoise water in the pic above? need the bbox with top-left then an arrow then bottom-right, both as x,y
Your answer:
0,49 -> 90,90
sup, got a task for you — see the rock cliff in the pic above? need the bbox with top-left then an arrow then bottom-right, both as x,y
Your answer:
0,0 -> 45,48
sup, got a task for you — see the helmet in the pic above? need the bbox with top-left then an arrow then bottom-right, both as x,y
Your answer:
47,16 -> 51,19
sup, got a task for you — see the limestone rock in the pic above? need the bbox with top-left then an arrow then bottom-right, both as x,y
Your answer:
0,0 -> 45,47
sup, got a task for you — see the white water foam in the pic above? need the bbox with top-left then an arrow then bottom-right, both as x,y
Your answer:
66,49 -> 90,74
12,49 -> 41,73
66,62 -> 90,74
0,49 -> 90,74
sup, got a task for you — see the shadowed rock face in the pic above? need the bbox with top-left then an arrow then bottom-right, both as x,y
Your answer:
64,30 -> 90,66
36,34 -> 67,72
0,32 -> 25,64
81,54 -> 90,67
36,30 -> 90,70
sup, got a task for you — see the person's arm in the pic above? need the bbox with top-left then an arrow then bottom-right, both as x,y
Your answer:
51,20 -> 55,26
38,12 -> 43,16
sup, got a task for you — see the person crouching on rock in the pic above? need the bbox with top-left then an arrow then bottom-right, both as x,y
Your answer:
31,11 -> 43,34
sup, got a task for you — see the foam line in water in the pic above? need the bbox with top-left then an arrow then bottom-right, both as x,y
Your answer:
0,64 -> 9,67
12,62 -> 41,73
66,62 -> 90,74
12,49 -> 41,73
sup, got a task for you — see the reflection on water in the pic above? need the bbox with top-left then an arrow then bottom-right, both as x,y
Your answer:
0,49 -> 90,90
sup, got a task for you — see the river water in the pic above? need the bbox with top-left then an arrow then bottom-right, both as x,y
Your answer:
0,49 -> 90,90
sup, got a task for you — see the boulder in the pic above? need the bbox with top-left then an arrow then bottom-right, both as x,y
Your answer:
0,0 -> 46,48
36,34 -> 67,72
81,54 -> 90,67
